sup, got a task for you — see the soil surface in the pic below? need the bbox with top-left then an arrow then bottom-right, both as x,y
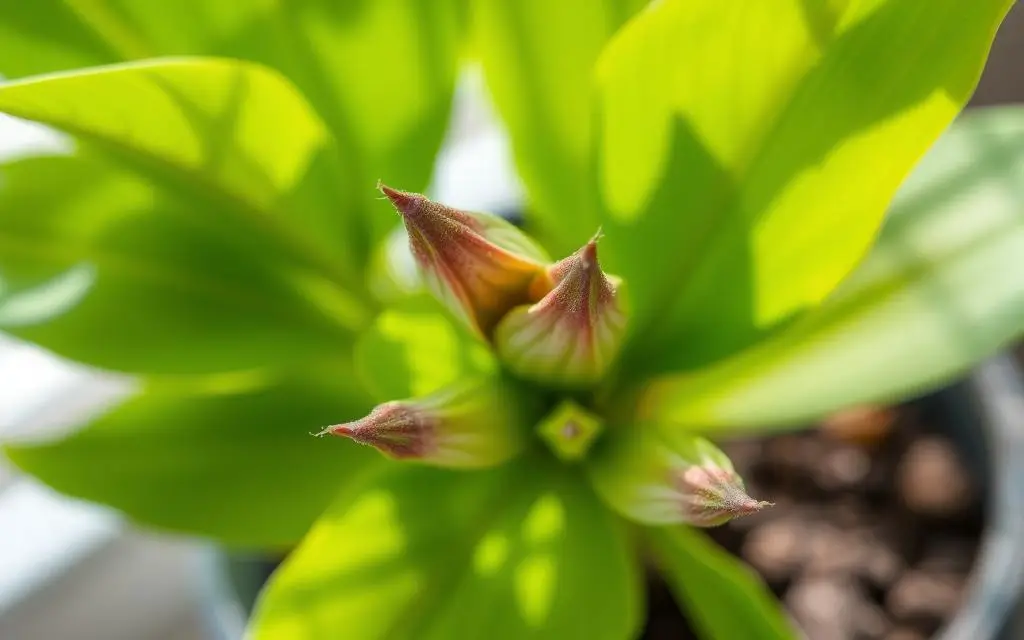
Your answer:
642,403 -> 985,640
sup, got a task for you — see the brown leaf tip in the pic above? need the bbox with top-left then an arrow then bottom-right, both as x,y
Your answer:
319,402 -> 436,460
542,237 -> 618,324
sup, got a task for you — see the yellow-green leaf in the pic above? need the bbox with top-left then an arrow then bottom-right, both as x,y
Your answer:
647,526 -> 796,640
0,150 -> 361,374
4,363 -> 381,548
0,1 -> 464,249
354,299 -> 496,401
640,107 -> 1024,431
472,0 -> 646,253
596,0 -> 1014,373
0,58 -> 368,288
251,457 -> 641,639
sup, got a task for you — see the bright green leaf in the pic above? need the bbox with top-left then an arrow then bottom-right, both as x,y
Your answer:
3,362 -> 381,548
646,526 -> 796,640
251,457 -> 641,640
0,58 -> 370,281
0,1 -> 465,249
0,59 -> 317,210
472,0 -> 646,253
640,107 -> 1024,431
354,299 -> 496,401
596,0 -> 1013,373
0,153 -> 361,374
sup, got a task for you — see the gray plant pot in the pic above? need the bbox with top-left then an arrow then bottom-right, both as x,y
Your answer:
935,354 -> 1024,640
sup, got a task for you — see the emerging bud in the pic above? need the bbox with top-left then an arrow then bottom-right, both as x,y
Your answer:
586,427 -> 771,527
317,379 -> 534,469
379,183 -> 550,337
536,400 -> 605,462
494,236 -> 627,387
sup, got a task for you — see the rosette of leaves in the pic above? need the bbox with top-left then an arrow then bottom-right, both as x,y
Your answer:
1,1 -> 1023,639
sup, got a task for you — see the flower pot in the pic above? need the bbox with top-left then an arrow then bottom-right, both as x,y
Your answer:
194,354 -> 1024,640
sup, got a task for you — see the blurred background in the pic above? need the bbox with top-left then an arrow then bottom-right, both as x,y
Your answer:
1,4 -> 1024,640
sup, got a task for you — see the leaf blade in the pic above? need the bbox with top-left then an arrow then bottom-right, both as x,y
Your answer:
0,58 -> 370,285
641,107 -> 1024,431
596,0 -> 1014,373
0,152 -> 360,374
646,526 -> 796,640
354,299 -> 496,401
3,364 -> 380,548
250,457 -> 642,639
0,0 -> 464,249
473,0 -> 646,253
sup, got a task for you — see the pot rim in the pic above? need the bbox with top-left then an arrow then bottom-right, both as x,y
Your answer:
937,353 -> 1024,640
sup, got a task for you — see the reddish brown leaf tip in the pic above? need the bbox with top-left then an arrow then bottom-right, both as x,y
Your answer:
318,403 -> 433,460
377,182 -> 424,218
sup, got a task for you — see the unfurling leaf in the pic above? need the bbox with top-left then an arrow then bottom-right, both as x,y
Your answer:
496,236 -> 628,387
379,183 -> 550,337
588,427 -> 770,527
319,377 -> 542,469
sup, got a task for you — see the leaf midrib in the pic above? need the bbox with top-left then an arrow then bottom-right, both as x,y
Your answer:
0,82 -> 370,307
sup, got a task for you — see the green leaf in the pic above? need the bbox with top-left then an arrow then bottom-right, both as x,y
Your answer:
0,151 -> 362,374
270,0 -> 464,245
0,1 -> 465,248
595,0 -> 1013,373
0,1 -> 285,77
0,57 -> 364,275
646,526 -> 796,640
251,457 -> 642,639
0,59 -> 383,373
3,363 -> 381,548
640,107 -> 1024,431
354,300 -> 496,401
0,1 -> 125,77
472,0 -> 646,253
